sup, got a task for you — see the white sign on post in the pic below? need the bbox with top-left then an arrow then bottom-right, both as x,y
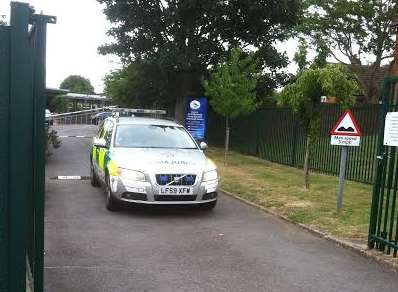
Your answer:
330,110 -> 361,147
331,135 -> 360,146
383,112 -> 398,147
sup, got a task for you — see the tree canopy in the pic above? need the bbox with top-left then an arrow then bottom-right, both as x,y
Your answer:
204,47 -> 258,163
104,61 -> 169,108
60,75 -> 95,94
204,48 -> 258,119
301,0 -> 397,103
280,64 -> 357,134
98,0 -> 302,120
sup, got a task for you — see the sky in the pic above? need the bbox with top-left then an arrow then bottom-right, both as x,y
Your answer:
0,0 -> 300,93
1,0 -> 121,93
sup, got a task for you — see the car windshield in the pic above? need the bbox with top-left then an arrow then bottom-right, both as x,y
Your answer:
114,124 -> 198,149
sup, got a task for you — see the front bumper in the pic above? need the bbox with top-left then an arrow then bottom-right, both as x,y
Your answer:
109,175 -> 218,205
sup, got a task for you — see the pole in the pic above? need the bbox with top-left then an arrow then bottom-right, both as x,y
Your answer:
224,116 -> 230,165
337,146 -> 348,214
9,3 -> 31,291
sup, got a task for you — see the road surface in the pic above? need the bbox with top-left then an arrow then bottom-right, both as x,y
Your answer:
44,125 -> 398,292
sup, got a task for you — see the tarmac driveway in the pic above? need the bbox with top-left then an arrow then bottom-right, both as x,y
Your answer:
44,125 -> 398,292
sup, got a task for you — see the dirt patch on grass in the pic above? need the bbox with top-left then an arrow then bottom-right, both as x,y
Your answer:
284,201 -> 314,208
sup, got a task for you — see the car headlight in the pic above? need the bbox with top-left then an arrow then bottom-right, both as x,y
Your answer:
119,168 -> 146,182
203,169 -> 218,182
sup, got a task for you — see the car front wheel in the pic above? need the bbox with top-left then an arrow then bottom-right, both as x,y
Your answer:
90,163 -> 100,187
106,175 -> 120,211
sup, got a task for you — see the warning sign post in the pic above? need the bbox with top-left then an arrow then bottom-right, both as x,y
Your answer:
330,110 -> 361,214
330,110 -> 361,147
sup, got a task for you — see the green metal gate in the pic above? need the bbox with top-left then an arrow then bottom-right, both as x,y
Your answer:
368,76 -> 398,256
0,2 -> 55,292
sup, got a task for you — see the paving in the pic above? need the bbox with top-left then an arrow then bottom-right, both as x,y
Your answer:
44,125 -> 398,292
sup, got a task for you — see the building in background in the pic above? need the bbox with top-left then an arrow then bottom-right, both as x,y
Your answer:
46,88 -> 111,113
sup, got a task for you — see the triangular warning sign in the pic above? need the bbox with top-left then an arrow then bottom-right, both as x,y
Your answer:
330,110 -> 361,136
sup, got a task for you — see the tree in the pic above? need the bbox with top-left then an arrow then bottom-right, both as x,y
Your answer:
60,75 -> 95,94
104,60 -> 170,109
293,38 -> 328,75
204,48 -> 258,164
301,0 -> 397,103
279,64 -> 358,189
98,0 -> 302,121
47,95 -> 68,113
0,15 -> 6,25
294,38 -> 310,72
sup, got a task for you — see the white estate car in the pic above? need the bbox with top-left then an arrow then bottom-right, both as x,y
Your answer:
90,116 -> 219,211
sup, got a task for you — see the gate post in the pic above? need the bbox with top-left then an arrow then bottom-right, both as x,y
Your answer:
368,79 -> 390,248
0,3 -> 56,291
31,13 -> 56,292
0,23 -> 10,292
9,2 -> 33,291
368,79 -> 393,249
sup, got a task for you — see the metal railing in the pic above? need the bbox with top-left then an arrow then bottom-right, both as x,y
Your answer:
51,107 -> 167,127
207,104 -> 380,184
51,107 -> 116,126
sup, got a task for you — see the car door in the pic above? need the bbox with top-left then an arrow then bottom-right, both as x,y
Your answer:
92,122 -> 107,181
97,121 -> 114,182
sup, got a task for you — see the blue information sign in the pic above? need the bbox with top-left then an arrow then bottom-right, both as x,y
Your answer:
185,97 -> 208,141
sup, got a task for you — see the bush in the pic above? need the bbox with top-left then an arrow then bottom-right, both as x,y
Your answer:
46,126 -> 61,157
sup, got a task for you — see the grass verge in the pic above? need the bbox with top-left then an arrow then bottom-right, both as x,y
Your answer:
207,148 -> 372,243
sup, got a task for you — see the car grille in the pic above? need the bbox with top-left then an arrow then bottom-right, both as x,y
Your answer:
121,192 -> 147,201
156,174 -> 196,186
154,195 -> 197,201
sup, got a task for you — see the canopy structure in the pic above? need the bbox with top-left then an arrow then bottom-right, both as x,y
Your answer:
47,91 -> 111,113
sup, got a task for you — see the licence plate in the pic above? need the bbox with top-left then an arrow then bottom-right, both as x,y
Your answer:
159,187 -> 192,195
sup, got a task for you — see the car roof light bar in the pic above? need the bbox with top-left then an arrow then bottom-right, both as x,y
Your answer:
111,108 -> 167,115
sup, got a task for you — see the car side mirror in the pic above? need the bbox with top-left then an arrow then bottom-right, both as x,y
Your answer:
200,142 -> 208,150
93,137 -> 107,148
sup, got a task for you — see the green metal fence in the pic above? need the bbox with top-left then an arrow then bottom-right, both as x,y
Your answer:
0,3 -> 55,292
207,104 -> 380,184
368,77 -> 398,256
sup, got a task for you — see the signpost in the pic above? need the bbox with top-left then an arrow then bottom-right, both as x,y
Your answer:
185,97 -> 208,141
330,110 -> 361,214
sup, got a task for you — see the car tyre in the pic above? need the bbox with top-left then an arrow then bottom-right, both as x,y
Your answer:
106,175 -> 119,211
90,163 -> 100,187
201,200 -> 217,210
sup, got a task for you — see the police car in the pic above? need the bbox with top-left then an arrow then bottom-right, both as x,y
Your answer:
90,111 -> 218,211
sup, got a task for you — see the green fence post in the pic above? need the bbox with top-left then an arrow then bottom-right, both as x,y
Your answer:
9,2 -> 32,291
0,25 -> 10,292
31,13 -> 56,292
